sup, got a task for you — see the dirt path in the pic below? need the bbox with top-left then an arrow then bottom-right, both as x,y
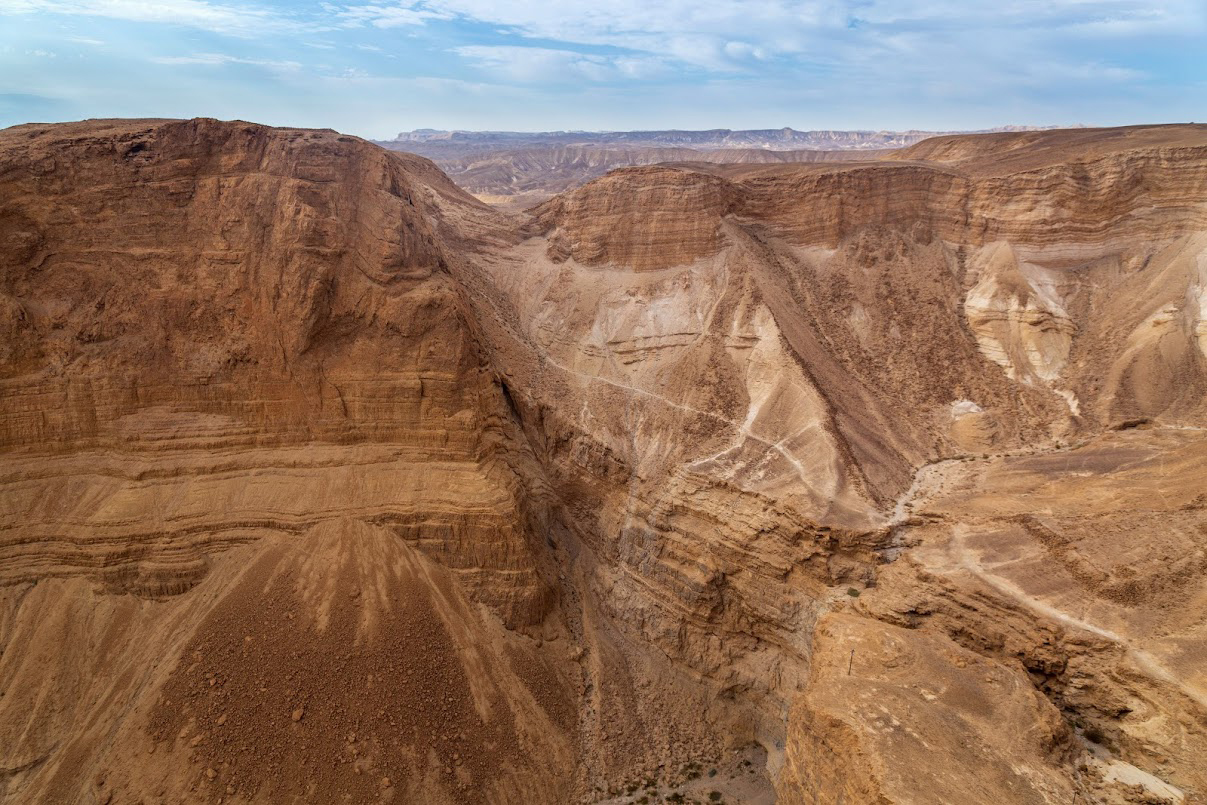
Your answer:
949,523 -> 1207,710
541,353 -> 819,488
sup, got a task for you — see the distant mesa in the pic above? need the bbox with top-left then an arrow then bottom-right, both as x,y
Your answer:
377,124 -> 1079,152
375,124 -> 1086,208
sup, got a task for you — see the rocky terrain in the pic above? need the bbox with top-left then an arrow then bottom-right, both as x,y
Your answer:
1,118 -> 1205,804
380,126 -> 1067,155
398,146 -> 886,211
376,126 -> 1071,207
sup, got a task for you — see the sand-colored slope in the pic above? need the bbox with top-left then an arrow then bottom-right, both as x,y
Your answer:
1,520 -> 578,803
856,427 -> 1207,801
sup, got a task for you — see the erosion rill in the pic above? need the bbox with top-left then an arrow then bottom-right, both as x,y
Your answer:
1,119 -> 1205,804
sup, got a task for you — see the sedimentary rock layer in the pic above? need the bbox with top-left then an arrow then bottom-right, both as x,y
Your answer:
1,119 -> 1205,804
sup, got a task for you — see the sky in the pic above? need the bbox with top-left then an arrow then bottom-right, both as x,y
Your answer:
1,0 -> 1205,138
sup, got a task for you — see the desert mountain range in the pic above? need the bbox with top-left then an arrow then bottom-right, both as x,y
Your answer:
374,126 -> 1079,208
379,125 -> 1070,152
1,118 -> 1205,804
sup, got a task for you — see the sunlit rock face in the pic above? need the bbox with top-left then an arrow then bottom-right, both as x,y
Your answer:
1,119 -> 1205,804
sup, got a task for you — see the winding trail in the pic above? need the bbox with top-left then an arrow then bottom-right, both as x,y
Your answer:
539,353 -> 819,489
949,523 -> 1207,710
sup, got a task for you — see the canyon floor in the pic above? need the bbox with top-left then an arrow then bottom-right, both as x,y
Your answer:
1,119 -> 1205,804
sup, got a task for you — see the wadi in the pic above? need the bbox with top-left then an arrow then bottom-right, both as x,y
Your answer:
1,118 -> 1205,804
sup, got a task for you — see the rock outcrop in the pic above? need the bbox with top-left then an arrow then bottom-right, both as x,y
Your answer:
412,145 -> 887,208
1,118 -> 1205,804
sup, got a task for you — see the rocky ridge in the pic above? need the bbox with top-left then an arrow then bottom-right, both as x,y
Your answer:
375,125 -> 1076,207
407,145 -> 887,209
381,125 -> 1070,153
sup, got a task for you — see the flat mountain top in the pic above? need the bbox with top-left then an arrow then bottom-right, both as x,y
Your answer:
371,123 -> 1113,206
378,124 -> 1078,152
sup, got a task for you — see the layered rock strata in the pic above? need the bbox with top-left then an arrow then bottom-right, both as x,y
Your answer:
1,119 -> 1205,804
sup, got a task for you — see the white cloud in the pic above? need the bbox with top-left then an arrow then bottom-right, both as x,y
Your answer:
454,45 -> 669,83
150,52 -> 302,71
0,0 -> 297,36
330,2 -> 446,28
331,0 -> 1205,76
723,42 -> 768,61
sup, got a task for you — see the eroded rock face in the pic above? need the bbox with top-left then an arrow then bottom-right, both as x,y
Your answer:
778,613 -> 1080,805
1,119 -> 1206,804
530,166 -> 738,271
0,119 -> 572,803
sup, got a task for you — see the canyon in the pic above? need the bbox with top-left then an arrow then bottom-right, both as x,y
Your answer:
0,118 -> 1205,804
375,126 -> 1074,208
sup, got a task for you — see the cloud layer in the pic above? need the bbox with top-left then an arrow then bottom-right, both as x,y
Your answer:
1,0 -> 1204,134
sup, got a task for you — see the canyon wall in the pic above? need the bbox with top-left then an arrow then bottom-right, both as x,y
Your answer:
1,119 -> 1205,803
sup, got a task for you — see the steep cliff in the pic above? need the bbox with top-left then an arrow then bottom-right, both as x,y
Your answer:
0,119 -> 577,803
422,145 -> 887,206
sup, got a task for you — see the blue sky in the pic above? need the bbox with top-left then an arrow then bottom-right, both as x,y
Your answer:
1,0 -> 1204,137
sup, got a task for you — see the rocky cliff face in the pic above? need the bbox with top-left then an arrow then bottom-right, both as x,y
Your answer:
377,125 -> 1076,206
1,119 -> 1205,804
0,119 -> 573,804
416,145 -> 887,207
